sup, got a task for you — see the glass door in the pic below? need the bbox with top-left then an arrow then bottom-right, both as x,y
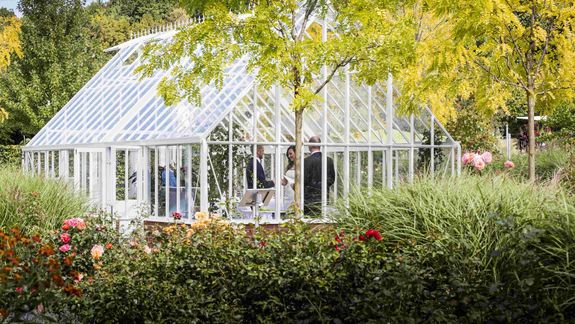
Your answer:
75,149 -> 106,208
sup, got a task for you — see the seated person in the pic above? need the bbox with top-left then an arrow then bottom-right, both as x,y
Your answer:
246,145 -> 274,189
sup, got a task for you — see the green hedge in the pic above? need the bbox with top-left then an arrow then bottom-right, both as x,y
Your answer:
0,145 -> 21,166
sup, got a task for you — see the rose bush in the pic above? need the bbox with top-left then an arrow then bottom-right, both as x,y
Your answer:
0,211 -> 121,321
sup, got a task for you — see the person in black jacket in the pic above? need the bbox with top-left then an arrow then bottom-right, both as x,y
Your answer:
303,136 -> 335,216
246,145 -> 275,189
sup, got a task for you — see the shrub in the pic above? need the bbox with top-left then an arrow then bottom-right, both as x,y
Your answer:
486,146 -> 571,182
0,212 -> 121,321
335,175 -> 575,321
0,166 -> 86,232
0,145 -> 21,166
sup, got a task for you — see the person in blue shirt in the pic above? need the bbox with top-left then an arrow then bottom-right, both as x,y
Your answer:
161,165 -> 177,187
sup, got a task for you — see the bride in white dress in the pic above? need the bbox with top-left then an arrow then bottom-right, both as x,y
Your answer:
281,146 -> 296,210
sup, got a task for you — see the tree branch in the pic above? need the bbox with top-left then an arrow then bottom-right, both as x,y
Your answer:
534,19 -> 555,78
296,0 -> 318,41
474,59 -> 525,90
313,56 -> 355,95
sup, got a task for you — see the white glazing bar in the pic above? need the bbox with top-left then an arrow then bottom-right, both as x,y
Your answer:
367,86 -> 373,191
124,150 -> 129,216
333,152 -> 338,203
300,141 -> 304,216
164,147 -> 169,217
382,150 -> 385,189
356,152 -> 361,186
200,139 -> 209,212
60,150 -> 69,179
395,151 -> 399,185
409,114 -> 415,183
430,116 -> 435,175
321,17 -> 328,216
386,73 -> 393,189
142,148 -> 149,205
50,151 -> 55,177
451,147 -> 455,176
251,84 -> 258,206
274,84 -> 281,219
79,152 -> 86,192
154,147 -> 159,217
343,66 -> 350,199
186,145 -> 192,219
228,113 -> 233,214
176,146 -> 181,214
44,152 -> 49,177
23,152 -> 29,173
74,150 -> 81,191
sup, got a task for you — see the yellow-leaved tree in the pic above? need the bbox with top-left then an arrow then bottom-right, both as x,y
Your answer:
433,0 -> 575,180
0,16 -> 22,122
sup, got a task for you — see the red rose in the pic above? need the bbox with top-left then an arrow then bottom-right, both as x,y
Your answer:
61,224 -> 70,231
172,212 -> 182,220
365,229 -> 382,241
105,243 -> 113,249
358,235 -> 366,241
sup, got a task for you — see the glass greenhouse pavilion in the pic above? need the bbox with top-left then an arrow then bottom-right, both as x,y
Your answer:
22,20 -> 461,226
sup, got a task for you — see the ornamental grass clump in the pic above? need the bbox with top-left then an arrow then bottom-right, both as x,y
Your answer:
0,166 -> 86,232
336,174 -> 575,321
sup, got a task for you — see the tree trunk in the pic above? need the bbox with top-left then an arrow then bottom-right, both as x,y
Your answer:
526,89 -> 536,181
293,108 -> 303,218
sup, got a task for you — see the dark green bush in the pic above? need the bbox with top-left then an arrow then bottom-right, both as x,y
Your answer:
0,145 -> 21,166
336,175 -> 575,321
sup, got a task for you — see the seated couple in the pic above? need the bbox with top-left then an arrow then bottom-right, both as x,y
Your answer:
245,136 -> 335,215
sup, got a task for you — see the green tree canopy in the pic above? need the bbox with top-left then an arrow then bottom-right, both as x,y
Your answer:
0,0 -> 107,143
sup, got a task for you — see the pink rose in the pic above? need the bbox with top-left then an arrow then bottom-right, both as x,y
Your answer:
15,287 -> 24,293
90,245 -> 104,260
462,153 -> 474,165
59,244 -> 71,253
481,151 -> 493,164
64,218 -> 86,230
504,160 -> 515,169
474,159 -> 486,171
60,233 -> 71,244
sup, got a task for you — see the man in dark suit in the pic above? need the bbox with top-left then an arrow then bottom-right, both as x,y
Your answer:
246,145 -> 275,189
304,136 -> 335,216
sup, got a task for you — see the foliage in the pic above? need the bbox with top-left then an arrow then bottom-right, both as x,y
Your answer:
336,175 -> 575,321
543,101 -> 575,146
446,99 -> 498,152
435,0 -> 575,179
0,145 -> 20,166
0,15 -> 22,123
0,166 -> 86,232
107,0 -> 180,22
0,213 -> 122,321
486,146 -> 571,183
0,0 -> 109,144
